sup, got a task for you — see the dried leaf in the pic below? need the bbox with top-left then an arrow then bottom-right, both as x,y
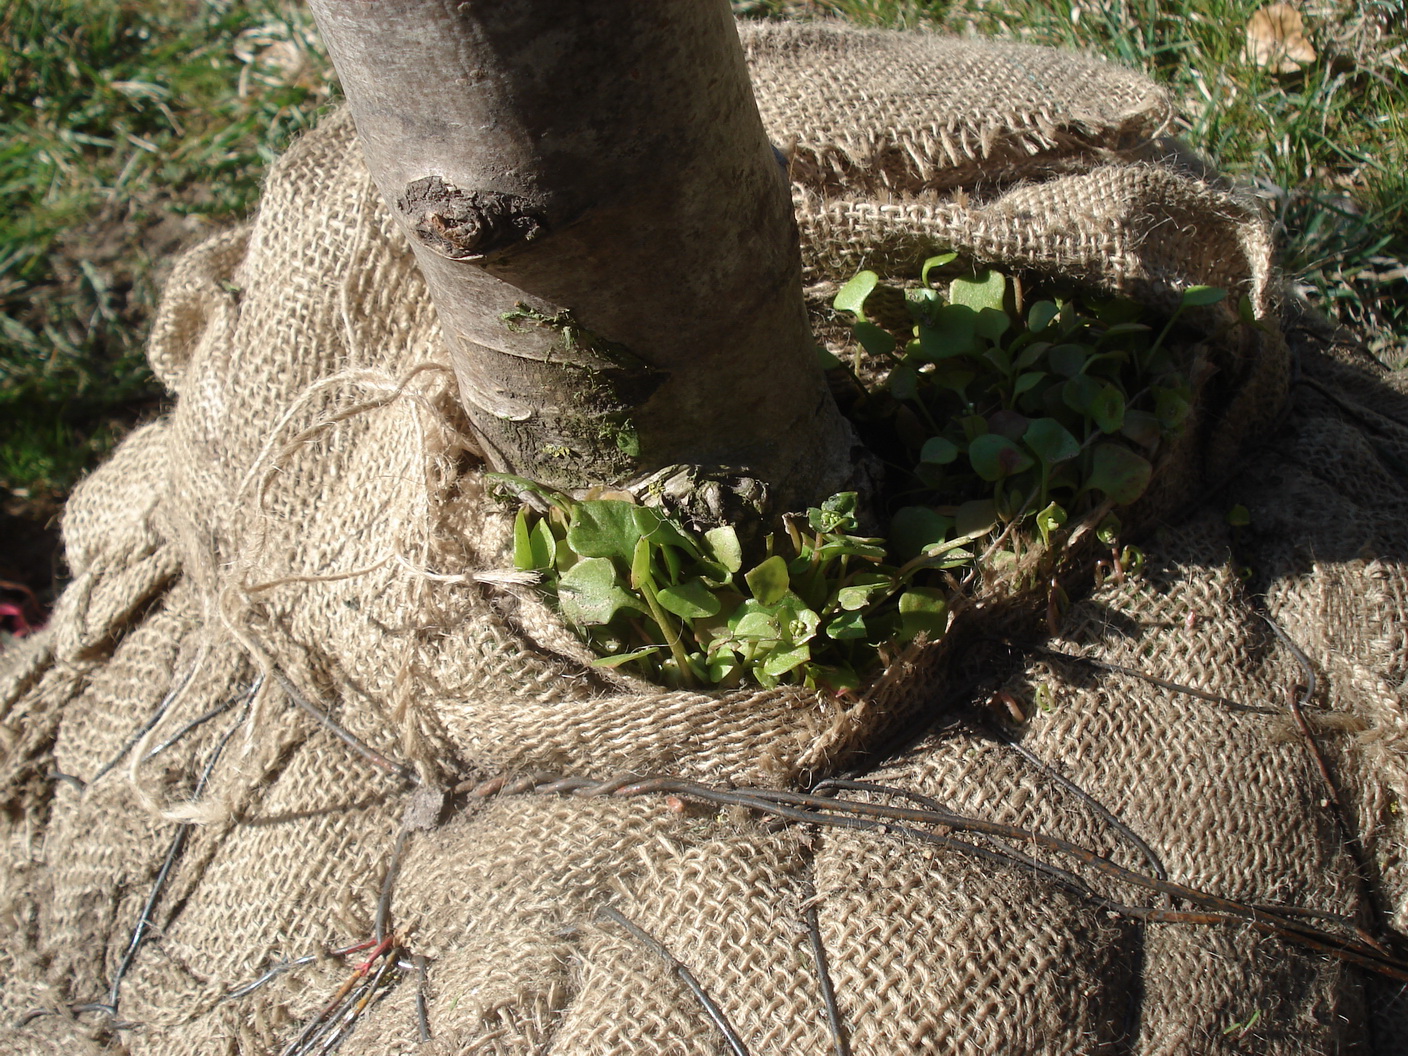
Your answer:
1244,3 -> 1317,73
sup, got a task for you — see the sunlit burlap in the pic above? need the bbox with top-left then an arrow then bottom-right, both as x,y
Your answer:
4,20 -> 1405,1056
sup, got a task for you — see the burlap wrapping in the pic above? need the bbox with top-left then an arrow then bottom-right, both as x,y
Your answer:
4,21 -> 1407,1055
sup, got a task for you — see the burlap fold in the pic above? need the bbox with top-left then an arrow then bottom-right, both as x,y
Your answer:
4,21 -> 1406,1056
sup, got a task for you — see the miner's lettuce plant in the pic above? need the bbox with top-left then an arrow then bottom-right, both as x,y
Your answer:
502,255 -> 1221,692
495,484 -> 955,692
831,255 -> 1220,566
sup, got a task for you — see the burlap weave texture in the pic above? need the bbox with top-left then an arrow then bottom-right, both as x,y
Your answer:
3,20 -> 1406,1056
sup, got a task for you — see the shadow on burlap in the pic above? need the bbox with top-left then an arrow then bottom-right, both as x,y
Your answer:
3,20 -> 1407,1056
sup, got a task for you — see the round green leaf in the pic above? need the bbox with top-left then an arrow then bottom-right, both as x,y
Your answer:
1180,285 -> 1226,307
704,525 -> 743,574
836,576 -> 893,612
975,306 -> 1011,341
930,362 -> 977,400
1095,297 -> 1143,324
706,654 -> 740,685
987,409 -> 1028,440
1014,340 -> 1051,371
807,663 -> 861,692
761,643 -> 812,678
958,414 -> 988,442
1027,300 -> 1060,333
733,610 -> 782,642
897,587 -> 950,639
656,578 -> 722,620
983,344 -> 1013,375
855,320 -> 896,357
1120,409 -> 1162,449
1155,385 -> 1192,430
949,269 -> 1006,313
888,365 -> 919,401
919,436 -> 960,465
890,506 -> 954,562
1090,384 -> 1126,434
968,433 -> 1035,482
1086,443 -> 1153,505
955,499 -> 997,537
1023,417 -> 1081,465
918,303 -> 979,359
834,270 -> 879,317
745,555 -> 790,606
914,461 -> 946,489
1050,344 -> 1091,378
1062,374 -> 1103,414
567,500 -> 642,561
558,557 -> 643,626
1012,370 -> 1047,397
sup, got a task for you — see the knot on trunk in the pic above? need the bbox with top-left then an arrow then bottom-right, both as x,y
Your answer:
397,176 -> 546,260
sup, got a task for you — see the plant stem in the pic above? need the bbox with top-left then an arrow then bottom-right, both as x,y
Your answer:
638,579 -> 696,687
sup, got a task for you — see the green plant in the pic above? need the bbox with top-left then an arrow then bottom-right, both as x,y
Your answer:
501,257 -> 1217,693
831,258 -> 1216,562
1222,1007 -> 1264,1039
498,481 -> 957,691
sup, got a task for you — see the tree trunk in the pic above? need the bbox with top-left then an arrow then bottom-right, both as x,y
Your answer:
305,0 -> 857,523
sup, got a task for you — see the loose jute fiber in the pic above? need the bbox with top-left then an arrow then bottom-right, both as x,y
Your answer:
4,20 -> 1407,1055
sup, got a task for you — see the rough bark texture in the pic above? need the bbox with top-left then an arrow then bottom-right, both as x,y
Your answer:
305,0 -> 857,519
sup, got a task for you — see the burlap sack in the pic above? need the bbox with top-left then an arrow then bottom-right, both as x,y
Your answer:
4,20 -> 1406,1056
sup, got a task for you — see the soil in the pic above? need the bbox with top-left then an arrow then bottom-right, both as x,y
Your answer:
1,487 -> 64,633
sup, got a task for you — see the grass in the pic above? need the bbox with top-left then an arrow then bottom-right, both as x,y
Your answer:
0,0 -> 335,499
1,0 -> 1403,593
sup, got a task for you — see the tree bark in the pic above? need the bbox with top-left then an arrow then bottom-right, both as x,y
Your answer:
305,0 -> 857,523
